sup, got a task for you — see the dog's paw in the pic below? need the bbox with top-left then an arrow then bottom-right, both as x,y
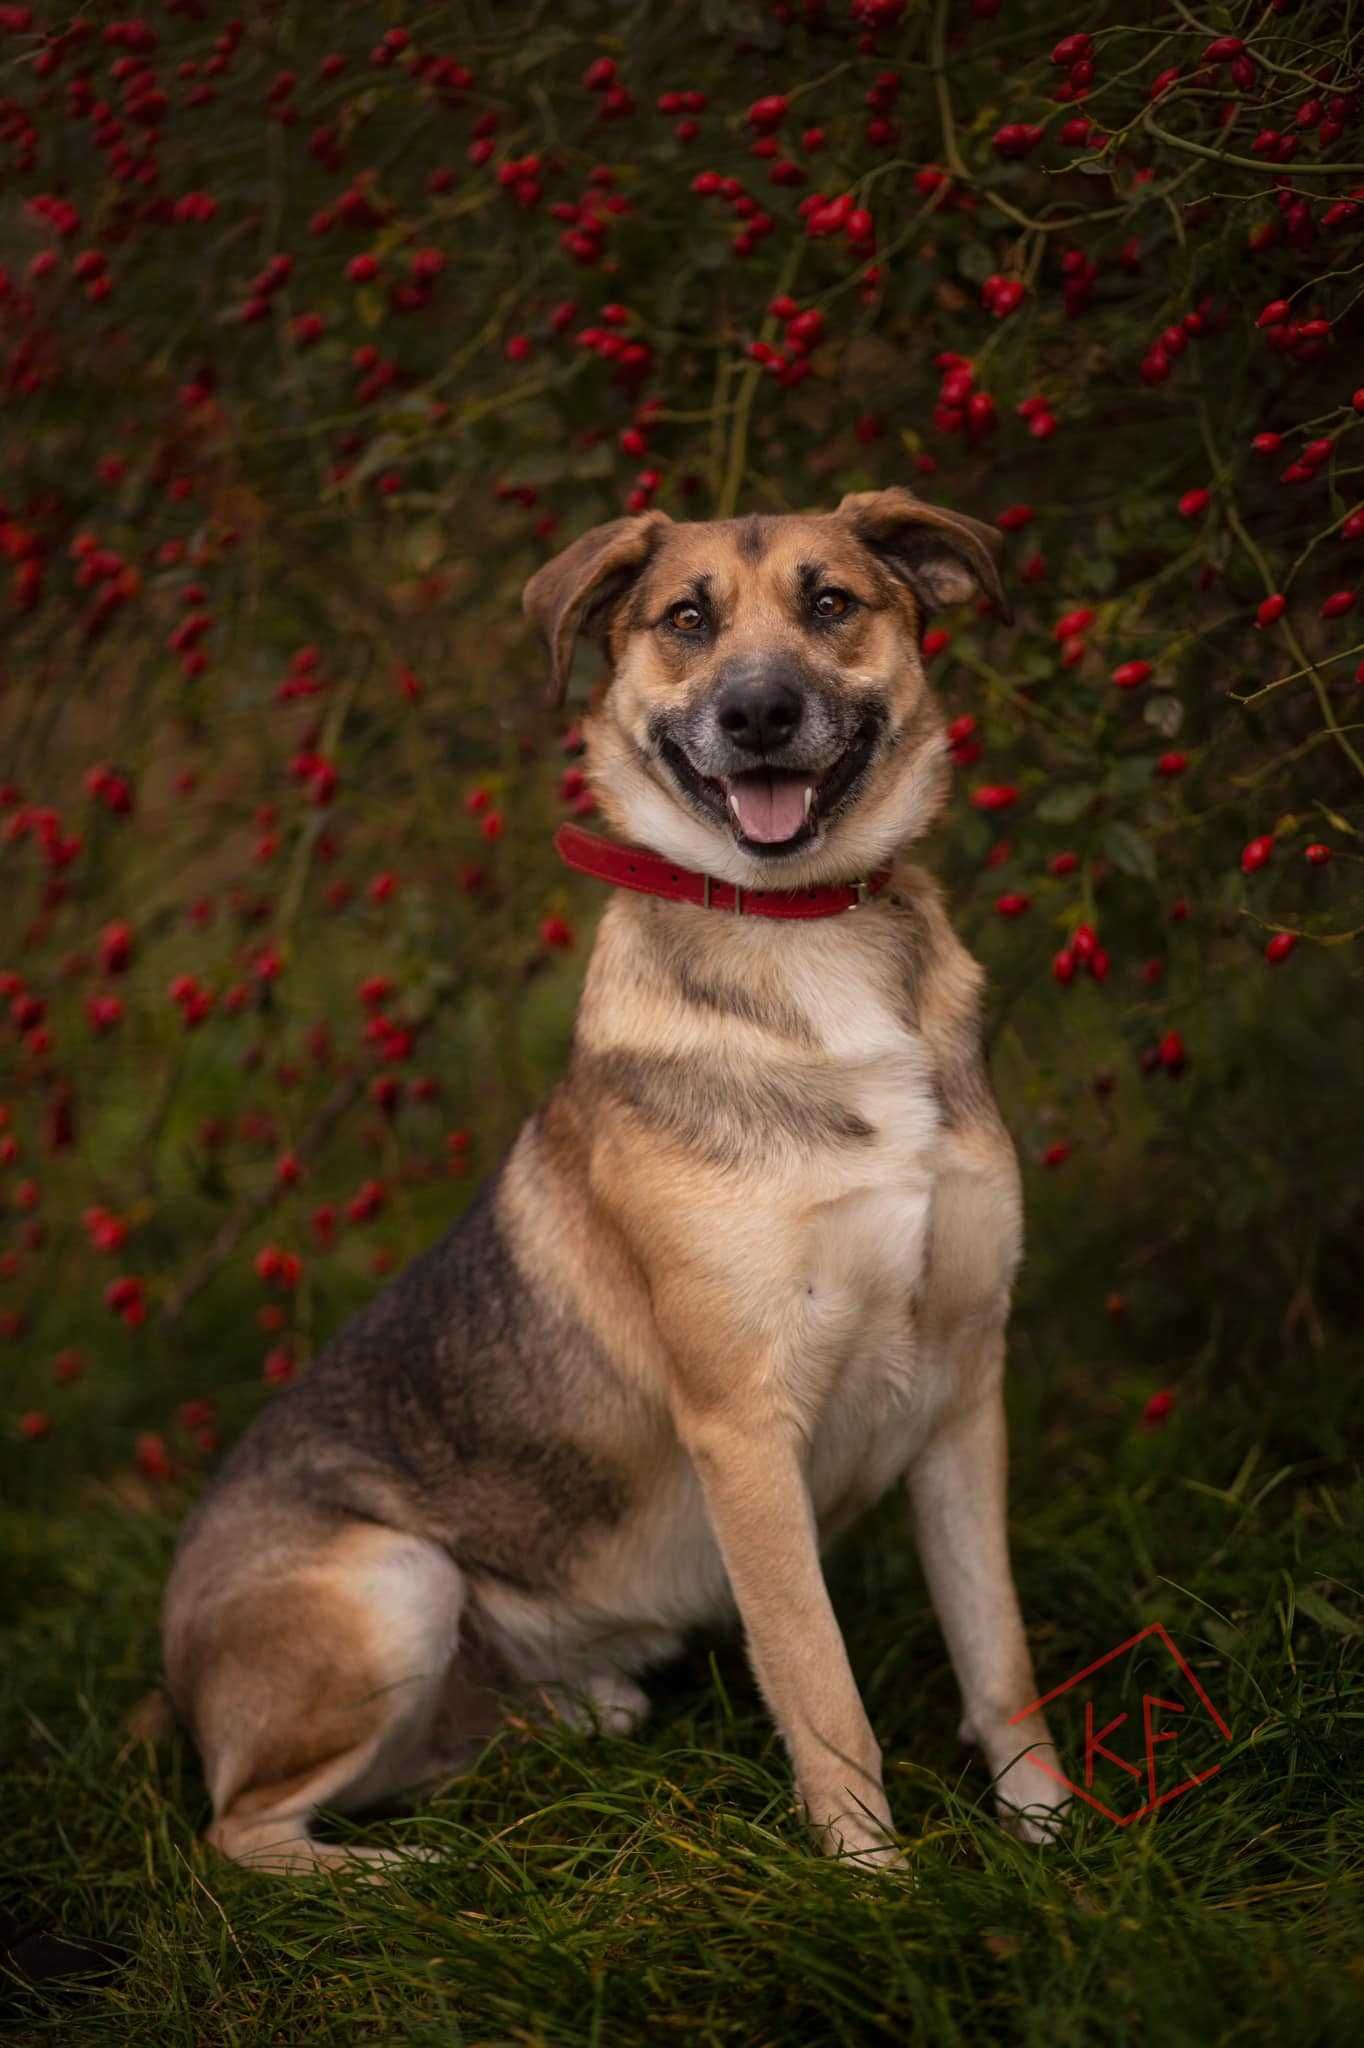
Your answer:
991,1747 -> 1072,1845
814,1809 -> 906,1874
533,1671 -> 651,1737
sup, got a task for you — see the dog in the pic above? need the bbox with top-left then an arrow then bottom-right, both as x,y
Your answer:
161,487 -> 1069,1873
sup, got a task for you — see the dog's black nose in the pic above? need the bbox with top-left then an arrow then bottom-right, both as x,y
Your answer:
713,676 -> 804,754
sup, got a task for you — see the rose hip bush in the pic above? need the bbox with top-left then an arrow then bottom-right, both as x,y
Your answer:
2,1 -> 1361,1484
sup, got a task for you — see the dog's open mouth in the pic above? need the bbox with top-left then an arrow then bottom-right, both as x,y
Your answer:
722,768 -> 817,845
660,728 -> 878,853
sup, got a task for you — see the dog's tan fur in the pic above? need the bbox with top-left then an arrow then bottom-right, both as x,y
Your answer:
162,490 -> 1066,1873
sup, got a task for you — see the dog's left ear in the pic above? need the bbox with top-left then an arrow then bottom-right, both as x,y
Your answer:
523,509 -> 672,707
837,487 -> 1013,626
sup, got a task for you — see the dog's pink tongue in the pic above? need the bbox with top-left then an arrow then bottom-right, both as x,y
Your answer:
729,771 -> 810,844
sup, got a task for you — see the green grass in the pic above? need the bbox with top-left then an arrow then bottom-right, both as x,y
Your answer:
4,1319 -> 1362,2046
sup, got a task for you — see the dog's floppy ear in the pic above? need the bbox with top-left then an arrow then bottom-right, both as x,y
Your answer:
837,487 -> 1012,626
523,510 -> 672,707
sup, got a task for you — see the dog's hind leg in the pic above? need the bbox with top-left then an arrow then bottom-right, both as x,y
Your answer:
168,1521 -> 466,1875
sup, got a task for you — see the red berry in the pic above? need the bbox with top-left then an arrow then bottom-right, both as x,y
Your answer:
1155,751 -> 1187,778
1111,660 -> 1152,689
1320,590 -> 1356,620
785,308 -> 825,350
1265,932 -> 1297,964
995,892 -> 1030,918
1048,851 -> 1079,876
1256,594 -> 1286,628
1142,1390 -> 1175,1428
992,122 -> 1043,159
1042,1141 -> 1071,1168
1052,948 -> 1076,985
1178,487 -> 1211,520
747,94 -> 788,132
1053,608 -> 1094,641
970,784 -> 1017,812
1158,1029 -> 1186,1073
1051,33 -> 1093,65
1241,835 -> 1274,874
134,1432 -> 172,1479
1304,843 -> 1332,866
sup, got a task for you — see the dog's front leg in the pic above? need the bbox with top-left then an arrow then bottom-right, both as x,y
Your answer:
677,1406 -> 898,1867
906,1385 -> 1068,1840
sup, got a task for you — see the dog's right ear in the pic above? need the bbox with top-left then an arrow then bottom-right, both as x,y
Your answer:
523,510 -> 671,708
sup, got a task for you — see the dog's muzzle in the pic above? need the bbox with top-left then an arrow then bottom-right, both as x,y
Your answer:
655,675 -> 885,855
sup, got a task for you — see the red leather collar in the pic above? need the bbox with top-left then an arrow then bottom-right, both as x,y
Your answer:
554,822 -> 892,920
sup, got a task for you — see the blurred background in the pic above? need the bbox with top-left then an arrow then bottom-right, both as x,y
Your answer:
1,0 -> 1359,1524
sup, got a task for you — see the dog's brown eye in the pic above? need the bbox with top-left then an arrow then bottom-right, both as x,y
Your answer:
667,601 -> 704,633
812,589 -> 851,620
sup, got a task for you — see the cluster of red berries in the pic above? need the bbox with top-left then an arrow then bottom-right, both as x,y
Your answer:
83,1205 -> 129,1254
105,1273 -> 147,1328
1255,297 -> 1333,367
1140,300 -> 1214,387
933,356 -> 998,442
1053,923 -> 1111,986
980,274 -> 1026,320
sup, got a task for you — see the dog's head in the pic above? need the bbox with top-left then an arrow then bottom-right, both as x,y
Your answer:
524,490 -> 1009,887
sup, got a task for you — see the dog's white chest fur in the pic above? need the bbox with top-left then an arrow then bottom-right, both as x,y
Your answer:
754,931 -> 944,1524
541,912 -> 956,1651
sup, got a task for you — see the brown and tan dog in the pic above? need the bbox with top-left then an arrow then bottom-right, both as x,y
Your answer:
162,489 -> 1068,1873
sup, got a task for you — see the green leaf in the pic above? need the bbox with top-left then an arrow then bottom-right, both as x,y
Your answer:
1112,756 -> 1160,796
957,242 -> 998,286
1101,821 -> 1157,881
1035,784 -> 1096,823
1294,1587 -> 1363,1635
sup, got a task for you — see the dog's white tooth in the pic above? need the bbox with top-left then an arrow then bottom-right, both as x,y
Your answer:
728,789 -> 742,820
803,784 -> 814,819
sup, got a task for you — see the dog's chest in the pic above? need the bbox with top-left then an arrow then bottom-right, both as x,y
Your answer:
747,932 -> 946,1510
